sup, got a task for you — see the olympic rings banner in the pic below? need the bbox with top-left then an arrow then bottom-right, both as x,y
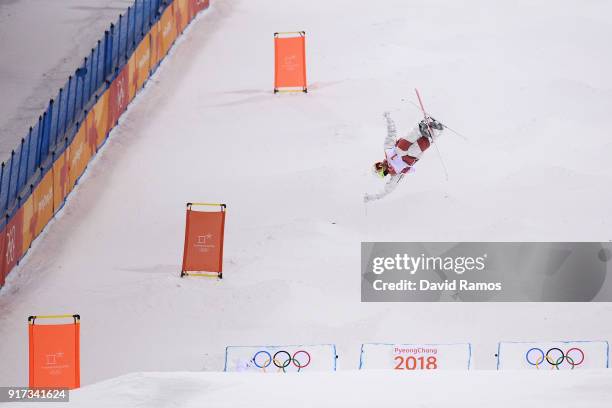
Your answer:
359,343 -> 472,370
496,341 -> 610,370
224,344 -> 338,373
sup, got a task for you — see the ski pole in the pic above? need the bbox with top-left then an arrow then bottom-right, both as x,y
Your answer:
441,123 -> 469,141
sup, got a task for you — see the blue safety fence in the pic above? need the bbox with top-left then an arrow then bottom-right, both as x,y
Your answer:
0,0 -> 168,227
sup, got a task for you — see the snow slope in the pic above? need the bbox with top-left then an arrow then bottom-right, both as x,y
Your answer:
0,0 -> 132,159
1,0 -> 612,396
6,370 -> 612,408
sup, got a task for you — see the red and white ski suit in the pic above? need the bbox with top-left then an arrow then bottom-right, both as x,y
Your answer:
365,112 -> 443,202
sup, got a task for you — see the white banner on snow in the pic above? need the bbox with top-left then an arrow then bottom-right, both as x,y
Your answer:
496,341 -> 610,370
359,343 -> 472,370
224,344 -> 337,373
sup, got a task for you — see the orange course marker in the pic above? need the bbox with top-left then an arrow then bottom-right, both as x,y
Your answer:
28,315 -> 80,389
181,203 -> 226,278
274,32 -> 307,93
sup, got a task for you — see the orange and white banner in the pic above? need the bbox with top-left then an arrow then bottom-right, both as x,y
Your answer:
359,343 -> 472,370
21,194 -> 35,254
68,125 -> 92,190
31,170 -> 54,238
29,316 -> 80,389
88,90 -> 110,151
190,0 -> 210,16
150,21 -> 162,68
2,207 -> 24,277
159,5 -> 178,58
181,203 -> 226,277
0,226 -> 5,286
128,35 -> 152,101
108,67 -> 129,129
175,0 -> 190,34
52,150 -> 70,211
274,32 -> 307,92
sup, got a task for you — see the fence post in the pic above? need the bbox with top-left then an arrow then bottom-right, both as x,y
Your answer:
5,151 -> 14,211
25,128 -> 33,181
125,8 -> 131,58
117,15 -> 124,66
70,74 -> 78,124
35,115 -> 44,168
64,75 -> 74,132
109,23 -> 115,76
0,162 -> 4,213
140,0 -> 145,36
54,89 -> 64,147
132,3 -> 137,48
44,100 -> 54,163
89,49 -> 95,99
125,10 -> 131,60
79,59 -> 87,111
14,139 -> 25,198
94,40 -> 101,89
63,76 -> 72,136
103,30 -> 110,79
146,0 -> 150,27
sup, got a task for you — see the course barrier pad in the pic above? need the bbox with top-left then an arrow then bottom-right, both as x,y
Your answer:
181,203 -> 226,276
224,344 -> 337,372
359,343 -> 472,370
274,32 -> 307,92
497,340 -> 610,370
29,316 -> 80,388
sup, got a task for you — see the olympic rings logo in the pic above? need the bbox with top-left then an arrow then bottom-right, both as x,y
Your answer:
525,347 -> 585,369
251,350 -> 311,372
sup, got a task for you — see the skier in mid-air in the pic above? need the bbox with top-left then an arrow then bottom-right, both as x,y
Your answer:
364,111 -> 444,202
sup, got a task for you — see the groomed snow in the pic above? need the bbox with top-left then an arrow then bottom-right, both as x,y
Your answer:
0,0 -> 133,159
1,0 -> 612,403
7,370 -> 612,408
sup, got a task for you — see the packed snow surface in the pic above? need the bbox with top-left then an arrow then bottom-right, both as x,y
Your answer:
1,0 -> 612,403
6,370 -> 612,408
0,0 -> 132,159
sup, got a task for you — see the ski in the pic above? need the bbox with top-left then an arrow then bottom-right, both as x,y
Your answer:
414,88 -> 449,181
415,88 -> 434,139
